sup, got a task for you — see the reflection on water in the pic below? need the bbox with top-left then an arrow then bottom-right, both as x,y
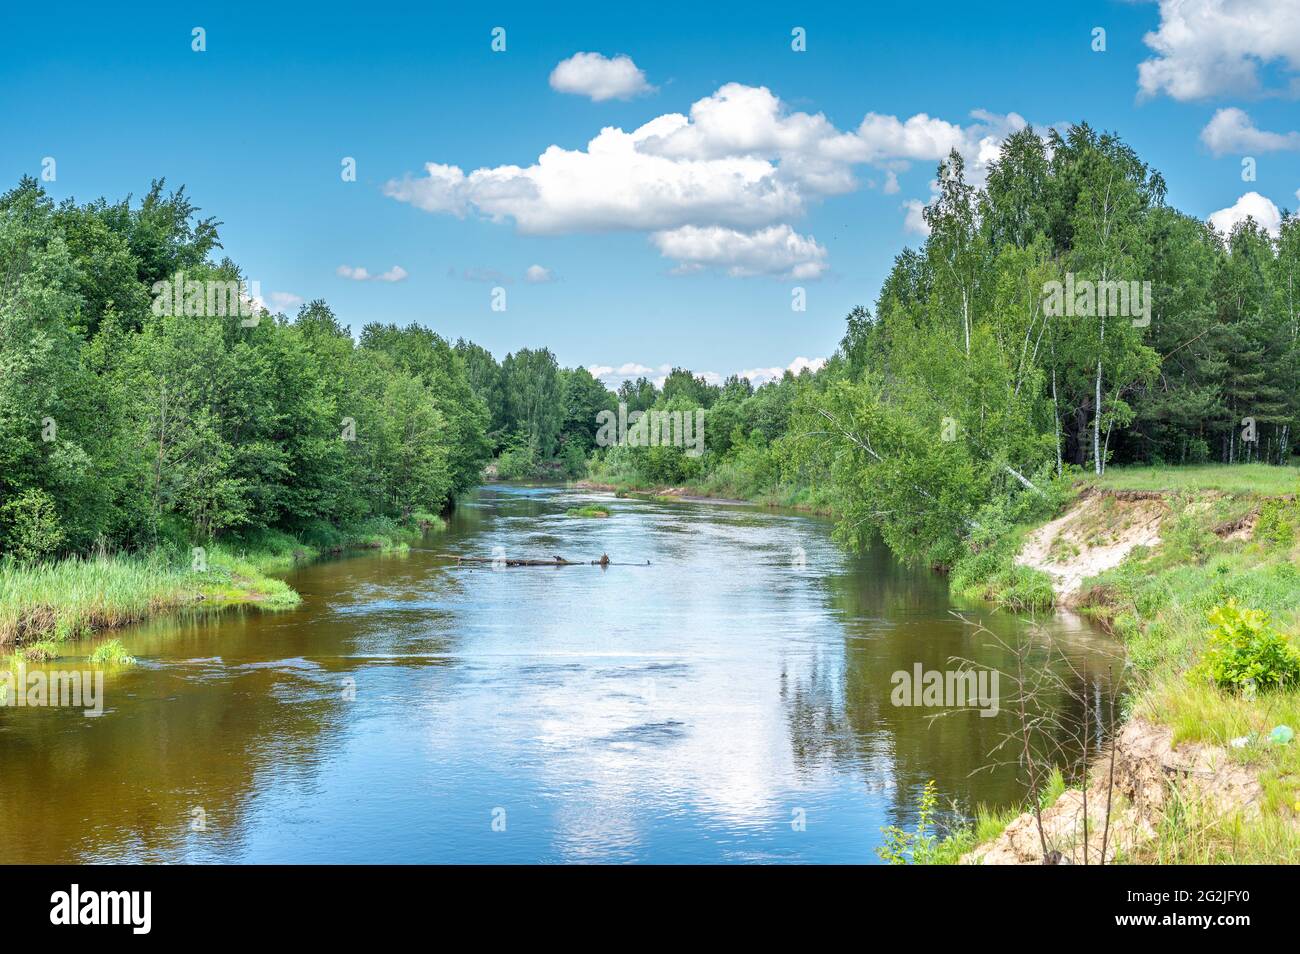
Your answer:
0,485 -> 1122,863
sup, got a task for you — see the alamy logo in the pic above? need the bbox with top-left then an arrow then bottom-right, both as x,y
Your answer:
50,884 -> 151,934
891,664 -> 1000,717
1,665 -> 103,717
1042,273 -> 1151,328
150,270 -> 262,325
595,402 -> 705,458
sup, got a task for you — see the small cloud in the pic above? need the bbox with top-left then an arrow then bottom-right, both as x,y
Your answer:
902,198 -> 929,235
1200,108 -> 1300,156
737,356 -> 826,386
589,357 -> 824,389
459,267 -> 511,284
549,52 -> 654,102
339,264 -> 408,283
524,264 -> 555,283
586,362 -> 665,387
882,170 -> 900,195
652,224 -> 828,278
267,291 -> 304,313
1208,191 -> 1283,237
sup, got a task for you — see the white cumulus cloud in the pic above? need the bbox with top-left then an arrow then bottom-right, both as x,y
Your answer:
1139,0 -> 1300,101
901,199 -> 929,236
736,356 -> 828,386
1200,108 -> 1300,156
651,224 -> 827,278
384,83 -> 1033,275
549,52 -> 654,101
1208,191 -> 1283,237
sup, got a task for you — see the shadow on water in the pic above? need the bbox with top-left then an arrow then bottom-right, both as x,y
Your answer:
0,484 -> 1123,863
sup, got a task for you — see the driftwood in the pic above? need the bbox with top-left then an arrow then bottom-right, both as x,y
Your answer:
452,553 -> 646,567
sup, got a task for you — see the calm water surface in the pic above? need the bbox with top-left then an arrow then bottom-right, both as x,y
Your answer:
0,485 -> 1121,863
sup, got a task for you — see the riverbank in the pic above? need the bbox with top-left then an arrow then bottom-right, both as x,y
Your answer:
573,477 -> 836,515
953,464 -> 1300,863
0,517 -> 437,650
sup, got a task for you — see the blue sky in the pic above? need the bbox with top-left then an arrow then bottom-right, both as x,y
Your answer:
3,0 -> 1298,387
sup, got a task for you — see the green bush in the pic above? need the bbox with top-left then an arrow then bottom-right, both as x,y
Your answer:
558,441 -> 588,478
89,638 -> 135,666
1193,599 -> 1300,693
0,488 -> 66,563
1254,498 -> 1300,548
496,438 -> 540,480
878,779 -> 941,864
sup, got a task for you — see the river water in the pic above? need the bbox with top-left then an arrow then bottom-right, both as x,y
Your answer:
0,484 -> 1122,863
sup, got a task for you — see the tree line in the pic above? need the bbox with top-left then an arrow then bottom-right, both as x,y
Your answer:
3,121 -> 1298,569
0,177 -> 496,560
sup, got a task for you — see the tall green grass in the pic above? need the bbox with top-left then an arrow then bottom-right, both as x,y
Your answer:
1073,489 -> 1300,859
0,545 -> 298,647
0,514 -> 443,648
1095,463 -> 1300,496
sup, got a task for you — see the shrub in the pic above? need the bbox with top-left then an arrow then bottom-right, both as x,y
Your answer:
558,441 -> 588,478
1192,599 -> 1300,693
496,438 -> 540,480
89,638 -> 135,666
16,640 -> 59,662
1254,498 -> 1300,548
878,779 -> 941,864
0,488 -> 66,563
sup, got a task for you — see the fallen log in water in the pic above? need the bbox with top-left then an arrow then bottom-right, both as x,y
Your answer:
450,553 -> 647,567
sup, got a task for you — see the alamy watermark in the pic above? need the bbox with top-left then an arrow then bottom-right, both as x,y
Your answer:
1,664 -> 104,717
1042,273 -> 1151,328
150,270 -> 262,325
595,402 -> 705,457
891,664 -> 999,717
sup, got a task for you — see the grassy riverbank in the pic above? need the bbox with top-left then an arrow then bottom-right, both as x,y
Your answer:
0,516 -> 436,649
577,466 -> 837,515
936,464 -> 1300,863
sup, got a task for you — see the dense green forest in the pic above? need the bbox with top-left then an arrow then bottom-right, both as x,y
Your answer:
587,125 -> 1300,571
2,121 -> 1298,572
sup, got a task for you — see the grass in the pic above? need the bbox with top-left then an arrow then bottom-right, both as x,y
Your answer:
228,517 -> 425,574
587,469 -> 837,515
938,465 -> 1300,863
1094,462 -> 1300,496
949,522 -> 1057,612
88,638 -> 135,666
0,515 -> 439,650
1060,479 -> 1300,861
0,546 -> 299,648
566,505 -> 611,518
1127,793 -> 1300,863
12,639 -> 59,662
923,769 -> 1066,864
929,804 -> 1025,864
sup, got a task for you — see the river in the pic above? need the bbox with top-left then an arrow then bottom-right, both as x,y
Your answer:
0,484 -> 1122,863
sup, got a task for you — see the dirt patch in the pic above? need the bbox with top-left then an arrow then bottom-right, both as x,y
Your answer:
961,719 -> 1263,864
1017,488 -> 1168,603
1213,509 -> 1258,541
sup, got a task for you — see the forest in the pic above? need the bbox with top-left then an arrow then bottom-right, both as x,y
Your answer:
2,122 -> 1299,575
